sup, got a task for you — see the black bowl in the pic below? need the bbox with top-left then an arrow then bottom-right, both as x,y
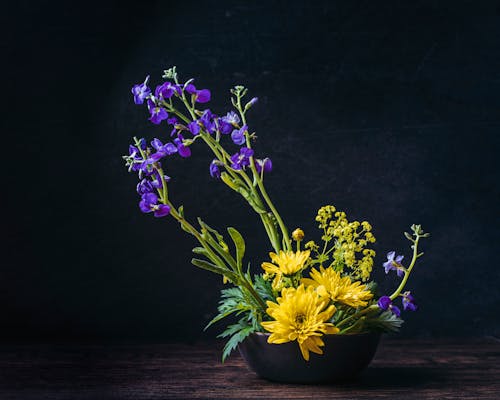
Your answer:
238,332 -> 380,383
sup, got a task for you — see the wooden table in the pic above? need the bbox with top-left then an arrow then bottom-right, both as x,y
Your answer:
0,338 -> 498,399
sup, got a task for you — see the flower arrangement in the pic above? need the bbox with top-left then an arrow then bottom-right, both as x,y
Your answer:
123,67 -> 429,362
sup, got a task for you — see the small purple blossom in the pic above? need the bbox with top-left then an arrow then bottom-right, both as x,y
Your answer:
150,138 -> 178,162
209,160 -> 222,178
217,118 -> 233,135
147,99 -> 169,125
137,179 -> 154,195
255,158 -> 273,174
188,120 -> 201,135
383,251 -> 405,277
154,81 -> 175,100
230,147 -> 254,170
174,134 -> 191,158
401,291 -> 418,311
231,125 -> 247,145
221,111 -> 240,126
200,109 -> 216,133
131,75 -> 151,105
139,193 -> 170,217
377,296 -> 401,317
185,83 -> 211,103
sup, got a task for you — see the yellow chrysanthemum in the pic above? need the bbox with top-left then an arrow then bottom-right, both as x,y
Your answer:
302,266 -> 373,308
261,250 -> 310,289
261,284 -> 339,361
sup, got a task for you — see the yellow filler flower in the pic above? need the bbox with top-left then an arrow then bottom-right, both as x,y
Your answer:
302,266 -> 373,308
261,250 -> 310,289
261,284 -> 339,361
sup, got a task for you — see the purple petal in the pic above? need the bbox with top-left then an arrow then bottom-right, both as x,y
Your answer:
386,251 -> 395,261
151,138 -> 163,151
188,121 -> 200,135
231,128 -> 246,145
377,296 -> 391,310
164,143 -> 178,155
185,83 -> 197,94
139,199 -> 152,213
196,89 -> 211,103
390,305 -> 401,317
154,204 -> 171,217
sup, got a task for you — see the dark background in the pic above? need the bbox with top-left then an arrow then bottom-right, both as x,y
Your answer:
2,1 -> 499,343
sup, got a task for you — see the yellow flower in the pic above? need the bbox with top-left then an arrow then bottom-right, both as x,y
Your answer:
292,228 -> 304,241
302,266 -> 373,308
261,285 -> 339,361
261,250 -> 310,289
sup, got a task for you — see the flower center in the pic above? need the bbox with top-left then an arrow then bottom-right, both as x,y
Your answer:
295,313 -> 306,325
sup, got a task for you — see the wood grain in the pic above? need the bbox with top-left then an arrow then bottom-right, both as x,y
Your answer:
0,338 -> 498,399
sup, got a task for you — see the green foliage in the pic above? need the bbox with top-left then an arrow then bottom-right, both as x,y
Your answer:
253,274 -> 275,303
364,311 -> 404,333
227,227 -> 245,272
206,282 -> 265,361
218,317 -> 256,362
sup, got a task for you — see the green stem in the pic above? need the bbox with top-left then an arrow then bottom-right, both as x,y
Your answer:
389,235 -> 420,301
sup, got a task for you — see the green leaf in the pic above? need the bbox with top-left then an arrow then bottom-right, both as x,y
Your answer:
178,205 -> 184,218
191,258 -> 235,282
219,319 -> 255,362
227,227 -> 245,271
364,310 -> 404,333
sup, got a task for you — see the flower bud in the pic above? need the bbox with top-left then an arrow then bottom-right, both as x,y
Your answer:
292,228 -> 304,241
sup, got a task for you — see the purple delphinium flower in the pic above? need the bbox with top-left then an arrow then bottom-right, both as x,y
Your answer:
209,160 -> 222,178
147,99 -> 169,125
383,251 -> 405,277
255,158 -> 273,174
137,179 -> 154,195
131,75 -> 151,104
188,120 -> 200,135
154,81 -> 175,100
401,291 -> 418,311
185,83 -> 211,103
231,125 -> 247,145
217,118 -> 233,135
150,138 -> 178,162
174,134 -> 191,158
139,193 -> 170,217
200,109 -> 216,134
230,147 -> 254,170
222,111 -> 240,126
377,296 -> 401,317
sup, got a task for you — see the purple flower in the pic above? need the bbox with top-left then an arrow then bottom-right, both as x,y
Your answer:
255,158 -> 273,174
150,138 -> 178,162
139,193 -> 170,217
230,147 -> 254,170
200,109 -> 216,134
154,81 -> 175,100
136,179 -> 154,195
147,99 -> 169,125
188,120 -> 200,135
217,118 -> 233,135
131,75 -> 151,104
174,134 -> 191,158
401,291 -> 418,311
383,251 -> 405,277
378,296 -> 401,317
185,83 -> 211,103
209,160 -> 222,178
231,125 -> 247,145
221,111 -> 240,126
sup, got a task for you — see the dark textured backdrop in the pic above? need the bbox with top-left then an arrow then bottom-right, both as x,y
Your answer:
3,1 -> 499,342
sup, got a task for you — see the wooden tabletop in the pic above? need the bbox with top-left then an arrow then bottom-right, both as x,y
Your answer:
0,338 -> 498,399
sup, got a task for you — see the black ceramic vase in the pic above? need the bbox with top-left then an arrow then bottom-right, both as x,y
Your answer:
238,332 -> 380,383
